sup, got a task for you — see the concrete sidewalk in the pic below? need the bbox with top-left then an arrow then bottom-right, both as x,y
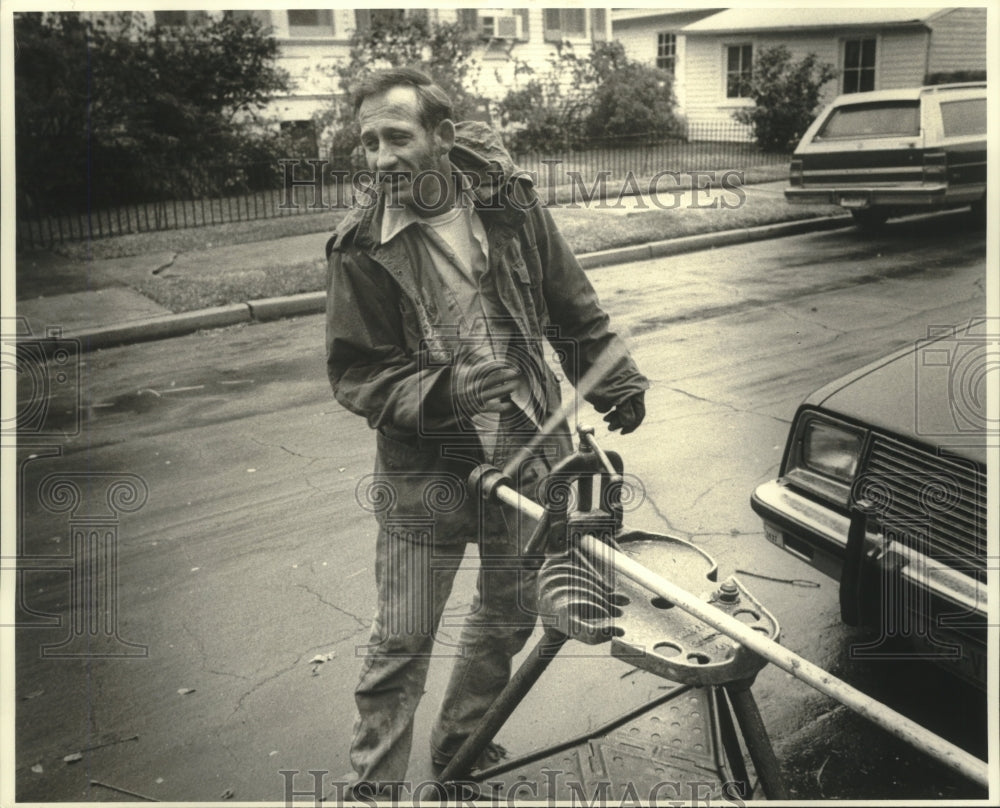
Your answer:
13,181 -> 853,351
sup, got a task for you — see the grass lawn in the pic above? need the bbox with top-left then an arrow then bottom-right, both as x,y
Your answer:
38,170 -> 847,314
128,259 -> 330,314
52,165 -> 794,263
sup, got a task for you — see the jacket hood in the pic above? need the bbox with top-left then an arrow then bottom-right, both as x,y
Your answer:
329,121 -> 530,253
450,120 -> 530,203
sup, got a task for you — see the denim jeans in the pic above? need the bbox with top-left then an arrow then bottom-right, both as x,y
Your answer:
349,525 -> 539,783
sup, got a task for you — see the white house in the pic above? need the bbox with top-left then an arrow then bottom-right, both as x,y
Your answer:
208,8 -> 612,150
611,8 -> 723,112
678,7 -> 988,138
454,7 -> 611,98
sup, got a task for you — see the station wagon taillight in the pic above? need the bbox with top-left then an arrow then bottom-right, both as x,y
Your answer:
922,151 -> 947,183
789,159 -> 803,187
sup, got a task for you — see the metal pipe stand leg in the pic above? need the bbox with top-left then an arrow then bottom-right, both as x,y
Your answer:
713,686 -> 752,798
724,681 -> 789,800
437,630 -> 568,783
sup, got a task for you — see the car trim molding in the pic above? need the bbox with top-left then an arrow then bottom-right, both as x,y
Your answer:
751,480 -> 987,618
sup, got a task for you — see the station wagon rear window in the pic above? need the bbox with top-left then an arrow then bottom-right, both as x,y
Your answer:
940,98 -> 986,137
815,101 -> 920,140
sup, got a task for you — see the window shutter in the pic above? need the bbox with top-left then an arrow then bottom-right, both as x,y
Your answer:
354,10 -> 371,32
564,9 -> 586,36
458,9 -> 479,32
591,9 -> 607,41
371,9 -> 405,27
543,9 -> 561,42
515,8 -> 530,39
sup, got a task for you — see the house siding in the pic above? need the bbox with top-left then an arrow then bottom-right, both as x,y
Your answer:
259,8 -> 612,124
681,22 -> 972,138
612,10 -> 721,111
683,33 -> 844,137
926,7 -> 988,74
473,8 -> 604,102
614,10 -> 720,65
875,28 -> 931,89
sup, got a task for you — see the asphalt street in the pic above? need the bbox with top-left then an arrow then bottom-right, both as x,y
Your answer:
12,210 -> 990,803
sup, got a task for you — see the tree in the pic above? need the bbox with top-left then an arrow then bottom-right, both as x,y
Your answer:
319,13 -> 485,156
496,41 -> 679,153
14,11 -> 292,213
732,45 -> 837,152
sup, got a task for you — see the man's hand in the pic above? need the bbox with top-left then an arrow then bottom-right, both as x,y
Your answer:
603,392 -> 646,435
455,360 -> 523,416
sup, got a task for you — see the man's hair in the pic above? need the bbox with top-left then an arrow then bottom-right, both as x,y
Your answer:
351,67 -> 454,131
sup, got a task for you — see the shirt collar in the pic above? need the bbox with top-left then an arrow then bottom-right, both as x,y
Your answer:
378,169 -> 477,245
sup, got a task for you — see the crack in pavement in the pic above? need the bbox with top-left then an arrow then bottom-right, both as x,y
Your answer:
660,385 -> 743,414
231,658 -> 303,717
304,477 -> 334,497
228,628 -> 370,718
640,489 -> 686,537
655,385 -> 792,428
249,436 -> 328,463
294,582 -> 368,627
152,252 -> 179,275
774,303 -> 849,335
182,620 -> 250,682
689,475 -> 738,511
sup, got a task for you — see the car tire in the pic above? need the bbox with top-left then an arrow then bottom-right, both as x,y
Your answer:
850,208 -> 889,230
970,194 -> 986,227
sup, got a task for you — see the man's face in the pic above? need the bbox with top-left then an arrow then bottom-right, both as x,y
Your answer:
358,85 -> 453,215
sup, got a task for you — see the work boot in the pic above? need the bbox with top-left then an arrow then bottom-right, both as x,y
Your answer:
431,741 -> 509,779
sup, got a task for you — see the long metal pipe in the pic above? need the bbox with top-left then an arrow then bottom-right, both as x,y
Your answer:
577,534 -> 990,788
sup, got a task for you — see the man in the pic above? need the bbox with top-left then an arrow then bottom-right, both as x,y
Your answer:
325,67 -> 648,789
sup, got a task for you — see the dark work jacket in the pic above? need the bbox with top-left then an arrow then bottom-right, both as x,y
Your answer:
325,122 -> 649,541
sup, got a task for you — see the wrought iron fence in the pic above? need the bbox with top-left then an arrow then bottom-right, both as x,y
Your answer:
16,121 -> 789,249
513,121 -> 786,186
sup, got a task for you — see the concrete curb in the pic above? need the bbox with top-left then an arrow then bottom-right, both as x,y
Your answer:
247,291 -> 327,322
72,304 -> 252,352
577,214 -> 851,269
65,214 -> 853,351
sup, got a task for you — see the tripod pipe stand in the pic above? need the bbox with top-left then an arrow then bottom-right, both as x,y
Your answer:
439,430 -> 989,792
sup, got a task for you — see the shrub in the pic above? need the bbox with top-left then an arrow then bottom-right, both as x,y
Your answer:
583,61 -> 680,142
497,41 -> 679,154
732,45 -> 837,152
14,11 -> 293,213
923,70 -> 986,85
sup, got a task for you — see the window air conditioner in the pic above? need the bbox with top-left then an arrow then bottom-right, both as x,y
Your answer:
481,14 -> 523,40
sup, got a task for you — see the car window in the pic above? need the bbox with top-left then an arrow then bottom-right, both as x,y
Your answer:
815,101 -> 920,140
940,98 -> 986,137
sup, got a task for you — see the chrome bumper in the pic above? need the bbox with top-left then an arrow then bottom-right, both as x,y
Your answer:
751,480 -> 987,620
784,185 -> 950,206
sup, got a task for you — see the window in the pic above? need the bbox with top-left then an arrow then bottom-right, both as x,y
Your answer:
543,8 -> 588,42
726,44 -> 752,98
843,38 -> 876,93
153,11 -> 209,26
940,98 -> 986,138
816,101 -> 919,139
353,9 -> 405,32
461,9 -> 530,40
657,33 -> 676,73
287,9 -> 335,37
371,9 -> 405,27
